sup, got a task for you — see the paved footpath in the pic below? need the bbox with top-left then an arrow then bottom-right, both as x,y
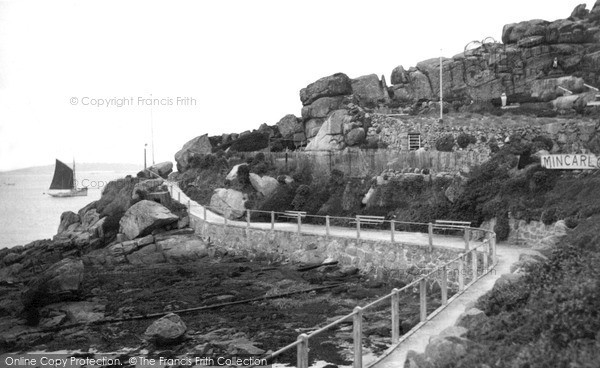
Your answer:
370,243 -> 532,368
170,183 -> 478,251
170,183 -> 532,368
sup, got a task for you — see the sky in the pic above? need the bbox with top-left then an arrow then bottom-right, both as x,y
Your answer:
0,0 -> 595,171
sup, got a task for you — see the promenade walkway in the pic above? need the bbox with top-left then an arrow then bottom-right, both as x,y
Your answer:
169,183 -> 480,251
169,183 -> 530,368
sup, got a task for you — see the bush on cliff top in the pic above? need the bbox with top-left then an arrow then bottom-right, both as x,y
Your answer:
227,132 -> 270,152
456,133 -> 477,149
467,216 -> 600,367
435,134 -> 455,152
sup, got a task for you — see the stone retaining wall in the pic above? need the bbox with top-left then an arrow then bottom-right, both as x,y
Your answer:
371,114 -> 599,156
189,215 -> 463,280
508,218 -> 568,246
480,217 -> 568,247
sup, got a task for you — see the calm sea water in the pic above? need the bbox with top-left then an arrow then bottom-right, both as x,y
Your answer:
0,170 -> 136,249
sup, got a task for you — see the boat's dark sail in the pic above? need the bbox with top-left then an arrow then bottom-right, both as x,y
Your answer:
49,159 -> 74,190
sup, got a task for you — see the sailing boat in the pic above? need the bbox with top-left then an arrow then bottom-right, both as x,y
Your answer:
47,159 -> 88,197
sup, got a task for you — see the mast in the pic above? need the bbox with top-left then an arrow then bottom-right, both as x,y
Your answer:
150,94 -> 155,165
72,158 -> 76,190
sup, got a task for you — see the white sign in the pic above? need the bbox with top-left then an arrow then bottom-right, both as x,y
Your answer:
540,154 -> 599,169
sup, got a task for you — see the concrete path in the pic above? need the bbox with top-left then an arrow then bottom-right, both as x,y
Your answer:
169,183 -> 480,251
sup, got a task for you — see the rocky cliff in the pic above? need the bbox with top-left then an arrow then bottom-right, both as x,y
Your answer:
389,2 -> 600,107
197,3 -> 600,156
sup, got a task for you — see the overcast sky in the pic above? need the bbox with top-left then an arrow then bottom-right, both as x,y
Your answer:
0,0 -> 594,170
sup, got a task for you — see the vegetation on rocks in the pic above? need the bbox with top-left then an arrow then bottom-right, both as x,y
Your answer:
463,216 -> 600,367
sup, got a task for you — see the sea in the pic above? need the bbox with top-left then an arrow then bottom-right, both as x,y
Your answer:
0,164 -> 141,249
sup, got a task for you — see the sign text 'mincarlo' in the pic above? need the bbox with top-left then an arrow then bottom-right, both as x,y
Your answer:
540,154 -> 599,170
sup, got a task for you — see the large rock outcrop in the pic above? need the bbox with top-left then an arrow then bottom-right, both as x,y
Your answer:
388,4 -> 600,107
300,73 -> 353,106
276,114 -> 303,139
249,173 -> 279,197
119,200 -> 179,240
305,110 -> 351,151
175,134 -> 212,172
351,74 -> 389,107
22,258 -> 85,310
147,161 -> 173,179
209,188 -> 247,219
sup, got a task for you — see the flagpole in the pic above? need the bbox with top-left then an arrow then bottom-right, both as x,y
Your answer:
150,94 -> 155,165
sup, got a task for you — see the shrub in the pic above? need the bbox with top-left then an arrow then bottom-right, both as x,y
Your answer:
188,154 -> 228,171
251,161 -> 269,175
532,135 -> 553,151
259,186 -> 295,213
270,141 -> 284,152
291,184 -> 311,210
494,211 -> 510,241
244,199 -> 256,210
435,134 -> 455,152
291,163 -> 313,184
481,198 -> 505,220
530,171 -> 553,193
541,207 -> 557,225
228,132 -> 270,152
251,152 -> 265,165
564,216 -> 579,229
237,164 -> 251,185
456,133 -> 477,149
488,140 -> 500,153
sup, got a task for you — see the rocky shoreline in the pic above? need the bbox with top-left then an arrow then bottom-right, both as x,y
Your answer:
0,163 -> 444,366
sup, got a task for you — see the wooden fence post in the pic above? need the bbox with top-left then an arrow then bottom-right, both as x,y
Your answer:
391,220 -> 395,243
420,279 -> 427,322
356,216 -> 361,240
246,210 -> 251,229
297,333 -> 308,368
483,241 -> 489,272
177,192 -> 181,202
271,211 -> 275,231
491,234 -> 497,262
326,215 -> 330,237
458,255 -> 464,291
391,289 -> 400,343
472,251 -> 478,281
428,222 -> 433,250
464,229 -> 470,251
297,215 -> 301,235
353,306 -> 363,368
441,265 -> 448,305
203,206 -> 207,221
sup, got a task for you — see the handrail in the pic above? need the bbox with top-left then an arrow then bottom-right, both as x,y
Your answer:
557,86 -> 573,95
584,83 -> 599,92
167,183 -> 498,367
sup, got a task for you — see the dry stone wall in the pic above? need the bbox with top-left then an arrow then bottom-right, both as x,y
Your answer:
370,114 -> 600,155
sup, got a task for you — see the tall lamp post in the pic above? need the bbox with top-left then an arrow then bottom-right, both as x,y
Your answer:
144,143 -> 148,170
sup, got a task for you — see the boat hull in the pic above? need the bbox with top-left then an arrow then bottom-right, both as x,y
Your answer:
48,188 -> 88,197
